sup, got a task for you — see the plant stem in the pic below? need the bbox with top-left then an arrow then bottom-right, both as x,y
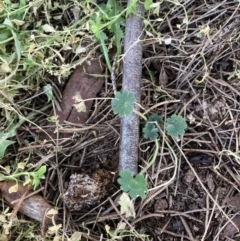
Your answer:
140,139 -> 159,175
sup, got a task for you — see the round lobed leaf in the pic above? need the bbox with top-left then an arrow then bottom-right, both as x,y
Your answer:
166,114 -> 187,138
111,91 -> 135,117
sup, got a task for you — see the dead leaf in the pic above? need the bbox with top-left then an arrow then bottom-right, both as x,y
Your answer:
38,58 -> 104,140
154,198 -> 168,211
184,169 -> 195,183
159,64 -> 168,87
224,215 -> 240,237
225,193 -> 240,209
72,92 -> 86,112
206,173 -> 215,192
118,192 -> 136,218
56,59 -> 104,124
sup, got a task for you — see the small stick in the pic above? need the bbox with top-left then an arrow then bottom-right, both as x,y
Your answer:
119,0 -> 145,175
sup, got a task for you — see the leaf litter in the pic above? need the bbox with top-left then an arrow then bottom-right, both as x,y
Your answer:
1,0 -> 240,240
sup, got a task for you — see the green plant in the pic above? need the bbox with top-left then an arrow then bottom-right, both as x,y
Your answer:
112,90 -> 187,197
0,165 -> 46,190
166,114 -> 187,138
89,0 -> 146,72
89,0 -> 125,71
111,90 -> 135,117
143,122 -> 159,141
105,223 -> 150,241
0,105 -> 50,159
117,170 -> 148,199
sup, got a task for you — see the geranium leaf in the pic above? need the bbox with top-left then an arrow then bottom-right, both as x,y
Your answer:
166,114 -> 187,138
143,123 -> 159,140
149,113 -> 163,125
111,91 -> 135,117
117,170 -> 148,199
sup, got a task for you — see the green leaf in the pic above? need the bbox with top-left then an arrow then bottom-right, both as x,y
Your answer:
117,170 -> 148,199
143,123 -> 159,140
35,165 -> 47,179
107,0 -> 124,61
126,0 -> 137,17
99,31 -> 111,71
111,91 -> 135,117
0,173 -> 7,181
43,84 -> 53,102
0,131 -> 16,158
149,113 -> 163,125
0,26 -> 12,42
89,19 -> 101,39
144,0 -> 153,10
166,114 -> 187,138
30,165 -> 47,190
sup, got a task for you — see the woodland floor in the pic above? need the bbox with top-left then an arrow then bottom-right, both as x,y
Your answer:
1,0 -> 240,241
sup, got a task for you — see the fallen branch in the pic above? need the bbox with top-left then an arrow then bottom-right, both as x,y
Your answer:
119,1 -> 145,175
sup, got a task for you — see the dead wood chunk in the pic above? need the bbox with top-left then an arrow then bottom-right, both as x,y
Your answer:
63,174 -> 102,211
56,59 -> 104,124
223,215 -> 240,237
0,182 -> 57,225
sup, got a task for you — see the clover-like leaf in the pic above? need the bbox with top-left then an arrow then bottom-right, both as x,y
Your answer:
143,123 -> 159,140
166,114 -> 187,138
111,91 -> 135,117
149,113 -> 163,125
117,170 -> 148,199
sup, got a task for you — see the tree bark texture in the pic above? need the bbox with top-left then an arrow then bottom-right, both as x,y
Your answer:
119,2 -> 145,175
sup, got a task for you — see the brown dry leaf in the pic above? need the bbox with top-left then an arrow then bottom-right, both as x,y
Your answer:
225,193 -> 240,209
224,215 -> 240,237
56,59 -> 104,124
154,198 -> 168,211
223,193 -> 240,237
159,65 -> 168,87
0,182 -> 57,228
206,173 -> 215,192
184,169 -> 195,183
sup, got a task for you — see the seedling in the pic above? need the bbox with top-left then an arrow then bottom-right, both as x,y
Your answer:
111,90 -> 187,198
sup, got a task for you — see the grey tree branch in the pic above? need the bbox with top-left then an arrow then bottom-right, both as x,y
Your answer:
119,1 -> 145,175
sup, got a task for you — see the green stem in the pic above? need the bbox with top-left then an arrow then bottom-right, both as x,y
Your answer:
134,109 -> 147,121
140,139 -> 159,175
8,104 -> 51,135
148,130 -> 178,191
